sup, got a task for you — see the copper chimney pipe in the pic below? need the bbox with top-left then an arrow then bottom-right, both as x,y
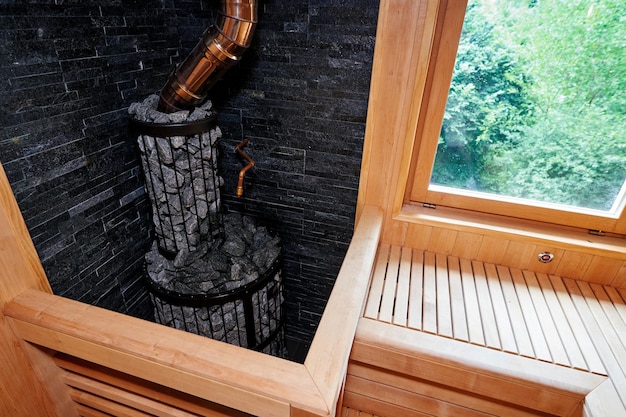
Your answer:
158,0 -> 258,113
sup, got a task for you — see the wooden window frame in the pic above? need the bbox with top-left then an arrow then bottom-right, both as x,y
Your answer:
357,0 -> 626,259
403,0 -> 626,235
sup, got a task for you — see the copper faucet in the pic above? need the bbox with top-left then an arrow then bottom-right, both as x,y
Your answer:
235,139 -> 255,197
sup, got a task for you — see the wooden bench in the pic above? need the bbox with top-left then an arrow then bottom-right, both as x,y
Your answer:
342,244 -> 626,417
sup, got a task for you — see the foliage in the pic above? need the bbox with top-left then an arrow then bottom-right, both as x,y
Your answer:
432,0 -> 626,211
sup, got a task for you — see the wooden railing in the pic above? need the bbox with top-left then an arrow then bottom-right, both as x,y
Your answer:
0,161 -> 383,417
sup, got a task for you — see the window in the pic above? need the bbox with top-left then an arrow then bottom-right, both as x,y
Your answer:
407,0 -> 626,234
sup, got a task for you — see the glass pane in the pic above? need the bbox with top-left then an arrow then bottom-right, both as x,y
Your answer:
430,0 -> 626,212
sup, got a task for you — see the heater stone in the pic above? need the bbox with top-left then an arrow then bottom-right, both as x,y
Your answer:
130,95 -> 285,357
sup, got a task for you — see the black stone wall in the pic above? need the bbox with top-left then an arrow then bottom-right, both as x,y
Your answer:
0,0 -> 379,351
0,0 -> 183,319
213,1 -> 379,348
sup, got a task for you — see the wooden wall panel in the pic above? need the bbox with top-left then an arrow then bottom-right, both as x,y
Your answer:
397,219 -> 626,288
0,162 -> 77,417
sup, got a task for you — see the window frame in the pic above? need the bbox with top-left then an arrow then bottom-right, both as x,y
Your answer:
404,0 -> 626,235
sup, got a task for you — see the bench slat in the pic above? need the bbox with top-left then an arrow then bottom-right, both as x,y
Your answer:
392,247 -> 411,327
379,246 -> 400,323
363,244 -> 389,320
497,266 -> 534,358
435,253 -> 453,337
605,286 -> 626,326
590,283 -> 626,348
523,270 -> 572,367
537,273 -> 589,370
448,256 -> 469,342
511,268 -> 553,362
460,258 -> 485,345
473,261 -> 502,349
407,249 -> 424,330
357,245 -> 626,417
549,276 -> 606,375
485,263 -> 517,353
565,279 -> 626,411
576,281 -> 626,381
422,252 -> 437,334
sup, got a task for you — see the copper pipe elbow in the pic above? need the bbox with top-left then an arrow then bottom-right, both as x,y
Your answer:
235,139 -> 254,197
158,0 -> 258,113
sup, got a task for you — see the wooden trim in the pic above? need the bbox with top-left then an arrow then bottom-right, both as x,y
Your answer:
345,363 -> 539,417
56,354 -> 251,417
356,0 -> 441,242
2,186 -> 383,417
397,204 -> 626,260
305,206 -> 383,410
408,0 -> 467,204
6,289 -> 313,417
0,162 -> 76,417
352,318 -> 606,416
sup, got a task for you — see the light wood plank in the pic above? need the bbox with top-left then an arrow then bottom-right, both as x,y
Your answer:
353,318 -> 605,416
582,256 -> 622,286
348,361 -> 539,417
612,263 -> 626,288
583,380 -> 626,417
75,404 -> 115,417
69,389 -> 150,417
435,253 -> 453,337
496,266 -> 534,358
422,252 -> 438,334
484,263 -> 517,353
407,249 -> 424,330
378,246 -> 400,323
0,162 -> 72,417
345,374 -> 492,417
450,231 -> 483,260
427,228 -> 458,255
472,261 -> 501,349
459,258 -> 484,345
5,291 -> 308,417
536,273 -> 588,371
64,372 -> 202,417
306,205 -> 384,413
342,391 -> 432,417
576,281 -> 626,379
477,236 -> 509,265
510,268 -> 552,363
554,251 -> 593,281
502,241 -> 537,271
55,355 -> 250,417
364,244 -> 390,320
548,276 -> 606,375
448,256 -> 468,342
392,247 -> 412,326
522,270 -> 571,366
563,278 -> 626,409
589,283 -> 626,348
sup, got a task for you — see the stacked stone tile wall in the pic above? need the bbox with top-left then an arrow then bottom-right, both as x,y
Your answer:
212,1 -> 380,349
0,0 -> 380,353
0,1 -> 186,319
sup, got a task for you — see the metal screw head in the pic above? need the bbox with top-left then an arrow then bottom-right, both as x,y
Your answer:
538,252 -> 554,263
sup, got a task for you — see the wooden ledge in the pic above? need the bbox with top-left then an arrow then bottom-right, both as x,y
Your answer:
352,318 -> 607,416
396,204 -> 626,261
4,205 -> 384,417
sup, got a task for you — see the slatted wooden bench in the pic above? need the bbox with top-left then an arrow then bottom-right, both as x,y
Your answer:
343,244 -> 626,417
